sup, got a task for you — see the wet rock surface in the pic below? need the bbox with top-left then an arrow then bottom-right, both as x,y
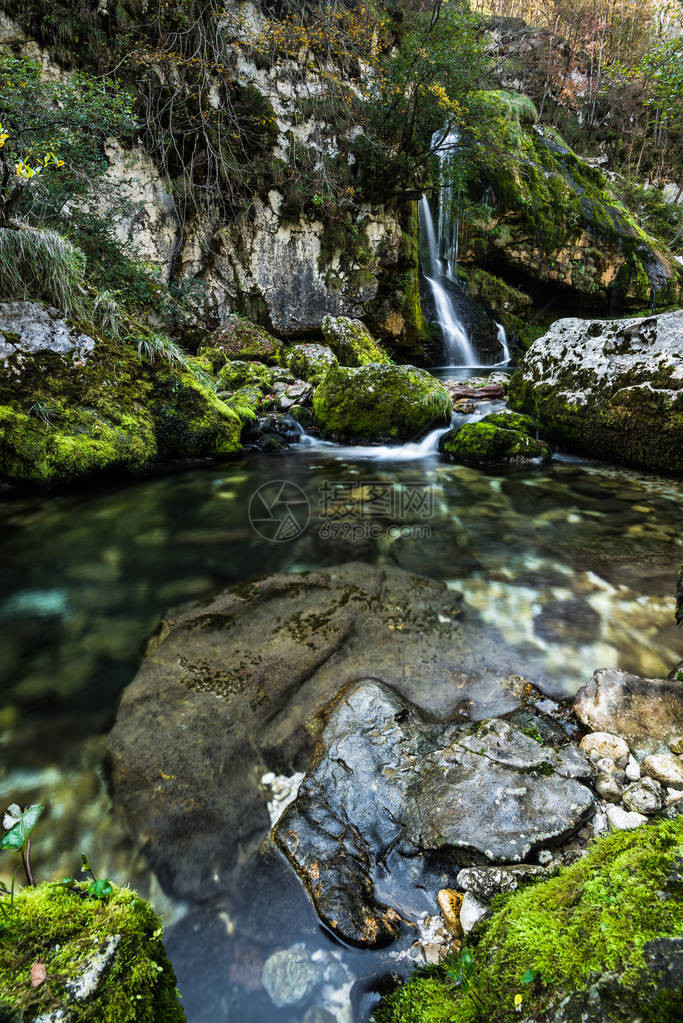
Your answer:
274,679 -> 594,947
574,668 -> 683,756
108,563 -> 532,902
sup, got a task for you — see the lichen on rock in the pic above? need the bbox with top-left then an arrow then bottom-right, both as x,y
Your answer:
0,882 -> 184,1022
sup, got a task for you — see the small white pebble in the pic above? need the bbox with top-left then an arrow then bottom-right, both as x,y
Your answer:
625,756 -> 640,782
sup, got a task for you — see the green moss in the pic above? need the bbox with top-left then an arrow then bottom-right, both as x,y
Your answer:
217,360 -> 273,391
376,818 -> 683,1023
149,366 -> 242,459
220,384 -> 263,427
200,315 -> 283,366
313,364 -> 451,441
441,413 -> 549,465
321,315 -> 392,367
285,343 -> 338,385
0,882 -> 184,1022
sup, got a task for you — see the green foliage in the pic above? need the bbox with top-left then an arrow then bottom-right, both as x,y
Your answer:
0,54 -> 135,226
0,226 -> 87,316
376,818 -> 683,1023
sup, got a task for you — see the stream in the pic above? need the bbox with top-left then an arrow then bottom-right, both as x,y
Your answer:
1,379 -> 682,1021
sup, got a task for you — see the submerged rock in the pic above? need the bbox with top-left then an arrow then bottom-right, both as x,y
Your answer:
108,563 -> 529,902
274,679 -> 593,947
441,411 -> 551,465
0,882 -> 184,1022
321,315 -> 391,366
574,668 -> 683,756
508,311 -> 683,474
313,363 -> 451,441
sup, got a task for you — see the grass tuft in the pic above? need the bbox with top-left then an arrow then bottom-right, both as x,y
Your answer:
0,225 -> 87,317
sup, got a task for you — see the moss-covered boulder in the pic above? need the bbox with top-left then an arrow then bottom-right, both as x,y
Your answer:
313,364 -> 451,441
0,303 -> 158,485
0,881 -> 184,1022
376,818 -> 683,1023
0,302 -> 246,485
321,315 -> 392,367
285,343 -> 338,385
441,412 -> 550,465
508,311 -> 683,474
216,359 -> 273,391
200,315 -> 283,367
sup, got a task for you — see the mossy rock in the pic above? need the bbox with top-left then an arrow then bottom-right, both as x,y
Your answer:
376,818 -> 683,1023
220,383 -> 264,427
216,360 -> 273,391
148,366 -> 242,459
285,343 -> 338,385
321,315 -> 392,367
201,315 -> 283,366
676,563 -> 683,628
441,413 -> 550,466
313,364 -> 451,441
0,881 -> 184,1022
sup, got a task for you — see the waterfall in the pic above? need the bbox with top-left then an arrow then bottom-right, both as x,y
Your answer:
495,322 -> 511,365
418,131 -> 478,367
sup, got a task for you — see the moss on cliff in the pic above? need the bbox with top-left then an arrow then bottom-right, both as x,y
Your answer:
376,818 -> 683,1023
0,881 -> 184,1022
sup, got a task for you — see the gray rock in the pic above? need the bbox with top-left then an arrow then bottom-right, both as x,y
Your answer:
455,864 -> 548,900
594,772 -> 623,803
579,732 -> 629,764
622,777 -> 662,815
0,301 -> 95,362
274,680 -> 593,947
507,312 -> 683,473
109,563 -> 532,902
65,934 -> 121,1001
574,668 -> 683,756
261,947 -> 321,1008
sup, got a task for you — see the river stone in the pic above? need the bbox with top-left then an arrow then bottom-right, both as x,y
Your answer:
261,947 -> 321,1008
574,668 -> 683,756
579,731 -> 630,764
641,753 -> 683,788
108,563 -> 531,901
605,805 -> 647,831
459,893 -> 489,933
594,772 -> 623,803
455,864 -> 548,900
622,777 -> 662,815
274,679 -> 593,947
507,311 -> 683,473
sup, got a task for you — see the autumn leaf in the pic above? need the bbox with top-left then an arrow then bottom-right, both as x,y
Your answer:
31,960 -> 47,987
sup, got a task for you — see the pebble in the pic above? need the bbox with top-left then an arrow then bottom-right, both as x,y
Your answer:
537,849 -> 553,866
666,788 -> 683,806
594,772 -> 623,802
668,734 -> 683,755
437,889 -> 463,938
261,947 -> 321,1008
622,777 -> 662,815
595,757 -> 617,775
580,732 -> 629,765
605,805 -> 647,831
641,753 -> 683,788
592,811 -> 608,834
625,756 -> 641,782
459,892 -> 489,934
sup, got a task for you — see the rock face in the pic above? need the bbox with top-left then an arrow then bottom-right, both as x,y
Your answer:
274,679 -> 594,947
313,364 -> 451,441
574,668 -> 683,756
441,411 -> 551,465
108,563 -> 542,903
508,312 -> 683,473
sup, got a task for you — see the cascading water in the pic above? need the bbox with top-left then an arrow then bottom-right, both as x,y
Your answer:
495,322 -> 511,365
419,130 -> 478,367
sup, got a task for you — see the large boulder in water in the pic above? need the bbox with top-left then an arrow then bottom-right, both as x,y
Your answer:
313,364 -> 451,441
508,312 -> 683,474
108,564 -> 535,903
274,679 -> 594,947
441,411 -> 551,465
